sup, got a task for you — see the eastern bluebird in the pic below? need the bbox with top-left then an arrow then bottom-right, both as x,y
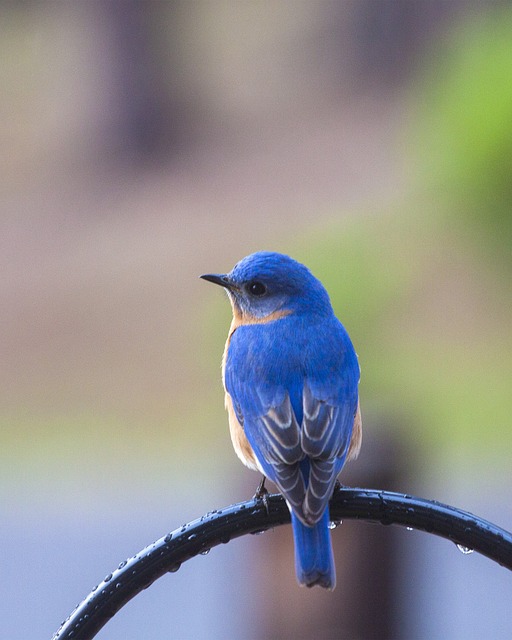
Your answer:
201,251 -> 361,590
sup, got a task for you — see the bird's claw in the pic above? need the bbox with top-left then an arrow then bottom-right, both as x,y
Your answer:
332,479 -> 345,497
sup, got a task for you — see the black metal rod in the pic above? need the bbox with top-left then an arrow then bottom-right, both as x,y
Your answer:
52,487 -> 512,639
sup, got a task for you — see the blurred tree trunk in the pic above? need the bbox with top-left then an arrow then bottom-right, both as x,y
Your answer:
103,0 -> 188,163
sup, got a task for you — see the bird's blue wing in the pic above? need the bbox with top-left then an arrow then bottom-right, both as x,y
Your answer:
301,318 -> 360,522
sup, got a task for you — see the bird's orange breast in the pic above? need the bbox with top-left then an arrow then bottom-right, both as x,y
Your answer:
222,315 -> 260,470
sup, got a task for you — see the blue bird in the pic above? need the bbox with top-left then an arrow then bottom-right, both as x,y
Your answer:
201,251 -> 361,590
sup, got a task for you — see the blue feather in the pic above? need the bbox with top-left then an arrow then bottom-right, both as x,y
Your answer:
292,510 -> 336,590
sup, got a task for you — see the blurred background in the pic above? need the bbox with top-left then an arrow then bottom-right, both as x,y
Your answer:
2,1 -> 512,638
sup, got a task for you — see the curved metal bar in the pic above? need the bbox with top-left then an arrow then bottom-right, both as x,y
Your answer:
52,488 -> 512,639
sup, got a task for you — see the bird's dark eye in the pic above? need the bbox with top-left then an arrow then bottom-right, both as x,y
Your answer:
247,281 -> 267,297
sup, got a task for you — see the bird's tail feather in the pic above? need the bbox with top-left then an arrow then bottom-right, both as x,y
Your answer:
291,510 -> 335,590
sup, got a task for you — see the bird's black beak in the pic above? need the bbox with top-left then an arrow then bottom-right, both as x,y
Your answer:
200,273 -> 234,289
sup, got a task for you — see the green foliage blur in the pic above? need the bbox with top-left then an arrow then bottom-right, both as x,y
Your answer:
414,6 -> 512,259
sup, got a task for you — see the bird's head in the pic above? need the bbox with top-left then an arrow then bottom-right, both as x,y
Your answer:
201,251 -> 332,322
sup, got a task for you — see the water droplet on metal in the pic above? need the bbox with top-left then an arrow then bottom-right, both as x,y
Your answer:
406,527 -> 413,531
456,544 -> 474,555
168,562 -> 181,573
118,560 -> 127,570
200,548 -> 211,555
164,533 -> 173,544
104,573 -> 113,583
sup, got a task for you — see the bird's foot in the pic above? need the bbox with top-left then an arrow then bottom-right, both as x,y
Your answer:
253,476 -> 270,516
